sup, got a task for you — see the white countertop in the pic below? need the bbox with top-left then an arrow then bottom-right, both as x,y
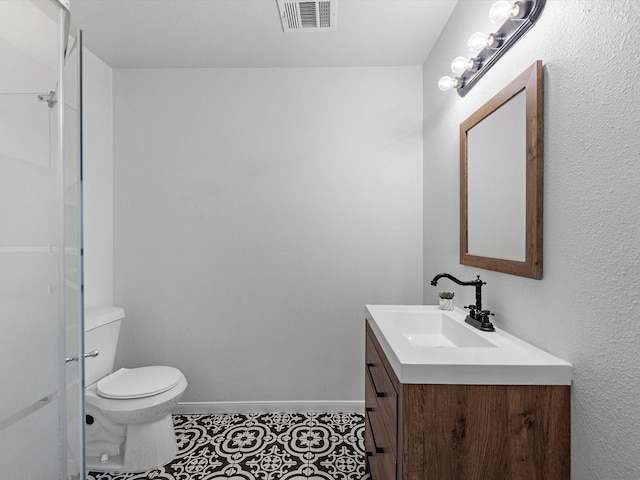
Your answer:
366,304 -> 573,385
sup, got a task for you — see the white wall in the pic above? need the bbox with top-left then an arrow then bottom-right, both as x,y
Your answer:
113,67 -> 423,403
82,47 -> 113,308
423,1 -> 640,478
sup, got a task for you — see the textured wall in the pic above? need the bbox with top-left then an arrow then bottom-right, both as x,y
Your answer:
423,1 -> 640,478
113,67 -> 423,403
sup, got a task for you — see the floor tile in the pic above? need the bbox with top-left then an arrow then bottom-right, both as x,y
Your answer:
87,412 -> 371,480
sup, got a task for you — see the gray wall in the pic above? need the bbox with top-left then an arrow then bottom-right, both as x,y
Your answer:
423,1 -> 640,478
113,67 -> 423,403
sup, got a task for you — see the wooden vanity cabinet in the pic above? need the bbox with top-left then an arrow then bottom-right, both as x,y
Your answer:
365,321 -> 570,480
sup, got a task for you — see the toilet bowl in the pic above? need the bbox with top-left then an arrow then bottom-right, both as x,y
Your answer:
84,307 -> 188,473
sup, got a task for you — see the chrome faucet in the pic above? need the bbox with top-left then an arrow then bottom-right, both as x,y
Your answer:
430,273 -> 495,331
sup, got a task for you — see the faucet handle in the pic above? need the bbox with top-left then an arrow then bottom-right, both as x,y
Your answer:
478,310 -> 496,327
464,305 -> 477,319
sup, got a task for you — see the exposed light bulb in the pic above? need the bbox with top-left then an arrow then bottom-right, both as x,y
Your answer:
468,32 -> 490,54
468,32 -> 501,53
490,1 -> 511,23
438,76 -> 458,91
489,1 -> 523,23
451,57 -> 473,75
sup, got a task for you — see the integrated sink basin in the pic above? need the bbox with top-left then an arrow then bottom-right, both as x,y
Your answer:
388,310 -> 496,349
366,305 -> 572,385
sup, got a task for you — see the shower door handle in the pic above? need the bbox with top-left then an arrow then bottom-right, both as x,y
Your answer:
65,350 -> 99,363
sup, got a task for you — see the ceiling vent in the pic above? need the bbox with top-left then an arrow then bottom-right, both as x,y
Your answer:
277,0 -> 337,32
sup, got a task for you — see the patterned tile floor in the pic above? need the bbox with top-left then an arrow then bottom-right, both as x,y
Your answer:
87,412 -> 371,480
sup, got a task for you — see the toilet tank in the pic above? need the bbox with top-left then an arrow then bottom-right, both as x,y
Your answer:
84,307 -> 125,386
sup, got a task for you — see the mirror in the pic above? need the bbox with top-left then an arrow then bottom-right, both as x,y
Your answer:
460,61 -> 543,278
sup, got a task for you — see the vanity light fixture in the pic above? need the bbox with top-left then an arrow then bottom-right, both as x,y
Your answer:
438,0 -> 546,97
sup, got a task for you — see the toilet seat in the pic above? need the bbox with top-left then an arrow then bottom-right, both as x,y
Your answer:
97,366 -> 182,399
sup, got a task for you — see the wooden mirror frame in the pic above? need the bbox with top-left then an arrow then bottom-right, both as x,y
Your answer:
460,60 -> 543,278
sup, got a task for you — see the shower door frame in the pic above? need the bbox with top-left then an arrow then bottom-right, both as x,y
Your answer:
60,15 -> 86,479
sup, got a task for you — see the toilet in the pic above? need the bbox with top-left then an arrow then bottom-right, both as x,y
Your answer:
84,306 -> 187,473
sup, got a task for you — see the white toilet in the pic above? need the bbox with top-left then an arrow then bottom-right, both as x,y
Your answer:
84,306 -> 188,473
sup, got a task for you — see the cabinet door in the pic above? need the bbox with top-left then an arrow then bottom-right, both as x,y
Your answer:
366,330 -> 398,457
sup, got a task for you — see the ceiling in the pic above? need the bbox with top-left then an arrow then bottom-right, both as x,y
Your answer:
69,0 -> 458,68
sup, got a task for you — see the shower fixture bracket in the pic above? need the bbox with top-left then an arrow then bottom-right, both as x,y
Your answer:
38,89 -> 57,108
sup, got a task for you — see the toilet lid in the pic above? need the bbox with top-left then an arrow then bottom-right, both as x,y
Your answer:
97,366 -> 182,399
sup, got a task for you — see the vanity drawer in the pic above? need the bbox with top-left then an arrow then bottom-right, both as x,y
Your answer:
365,405 -> 396,480
366,331 -> 398,456
364,413 -> 383,479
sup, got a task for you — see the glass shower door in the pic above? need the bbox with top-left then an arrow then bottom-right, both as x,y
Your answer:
0,1 -> 84,478
63,24 -> 85,480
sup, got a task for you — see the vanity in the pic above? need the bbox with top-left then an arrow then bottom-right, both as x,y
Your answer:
364,305 -> 572,480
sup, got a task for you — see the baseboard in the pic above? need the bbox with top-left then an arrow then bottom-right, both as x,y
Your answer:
173,400 -> 365,415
